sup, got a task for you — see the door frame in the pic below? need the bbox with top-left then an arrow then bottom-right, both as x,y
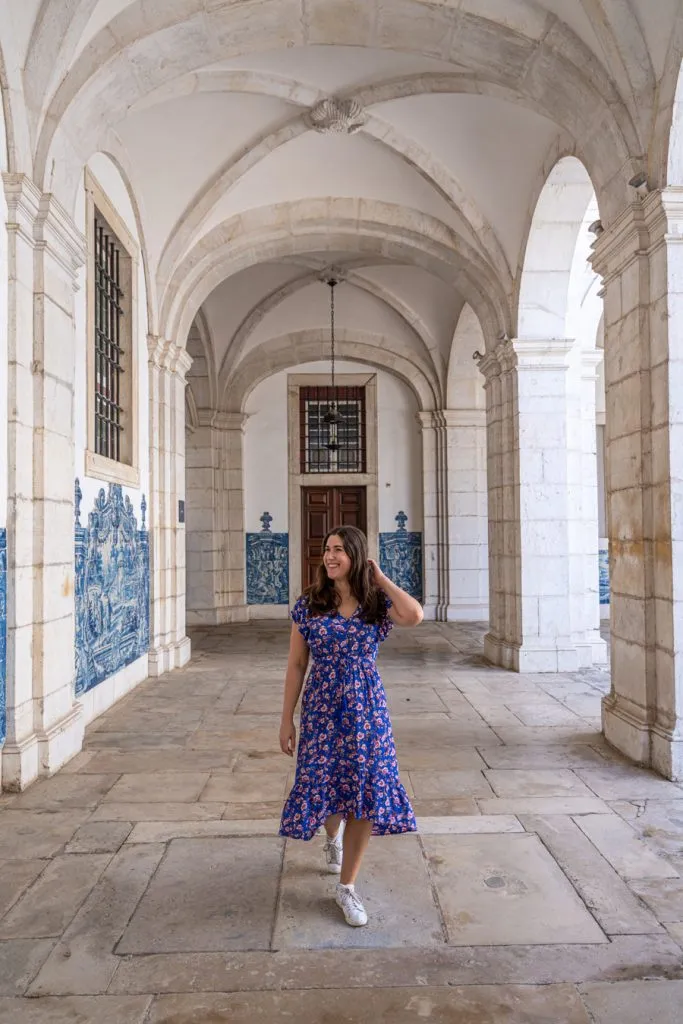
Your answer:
288,372 -> 378,604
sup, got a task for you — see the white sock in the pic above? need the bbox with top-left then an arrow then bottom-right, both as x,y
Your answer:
339,882 -> 354,891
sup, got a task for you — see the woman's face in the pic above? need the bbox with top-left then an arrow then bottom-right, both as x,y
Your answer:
323,534 -> 352,583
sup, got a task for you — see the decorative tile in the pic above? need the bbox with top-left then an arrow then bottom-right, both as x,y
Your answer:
0,528 -> 6,744
74,482 -> 150,696
380,512 -> 422,602
599,546 -> 610,605
246,520 -> 289,605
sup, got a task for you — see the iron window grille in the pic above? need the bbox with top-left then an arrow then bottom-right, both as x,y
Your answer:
94,211 -> 125,463
300,386 -> 366,474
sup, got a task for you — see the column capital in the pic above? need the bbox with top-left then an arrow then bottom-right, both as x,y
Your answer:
579,349 -> 604,382
439,408 -> 487,429
147,337 -> 193,379
590,200 -> 650,281
512,338 -> 573,369
198,411 -> 248,433
3,174 -> 86,283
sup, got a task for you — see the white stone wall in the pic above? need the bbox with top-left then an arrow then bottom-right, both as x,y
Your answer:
243,361 -> 423,534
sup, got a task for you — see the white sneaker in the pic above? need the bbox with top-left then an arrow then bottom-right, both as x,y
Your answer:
335,883 -> 368,927
323,821 -> 344,874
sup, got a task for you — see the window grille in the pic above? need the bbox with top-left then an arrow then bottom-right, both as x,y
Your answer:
300,386 -> 366,474
94,212 -> 125,463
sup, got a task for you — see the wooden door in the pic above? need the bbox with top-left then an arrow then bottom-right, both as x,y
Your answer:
301,486 -> 367,590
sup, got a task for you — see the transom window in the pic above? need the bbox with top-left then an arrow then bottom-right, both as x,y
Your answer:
300,386 -> 366,474
94,212 -> 125,463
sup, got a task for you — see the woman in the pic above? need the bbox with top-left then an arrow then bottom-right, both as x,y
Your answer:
279,524 -> 423,927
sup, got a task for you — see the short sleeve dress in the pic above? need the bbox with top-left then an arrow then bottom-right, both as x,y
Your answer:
279,593 -> 417,840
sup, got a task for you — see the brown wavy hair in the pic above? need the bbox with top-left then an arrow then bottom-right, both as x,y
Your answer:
305,525 -> 385,624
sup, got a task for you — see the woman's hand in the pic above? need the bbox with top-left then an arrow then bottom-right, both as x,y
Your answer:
280,718 -> 297,757
368,558 -> 388,589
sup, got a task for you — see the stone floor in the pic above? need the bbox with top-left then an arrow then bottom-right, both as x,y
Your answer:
1,622 -> 683,1023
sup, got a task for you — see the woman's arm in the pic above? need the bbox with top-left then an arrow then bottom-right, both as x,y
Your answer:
368,559 -> 424,627
279,624 -> 310,756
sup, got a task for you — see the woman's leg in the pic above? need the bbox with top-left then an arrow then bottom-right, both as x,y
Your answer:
324,812 -> 344,838
340,814 -> 373,885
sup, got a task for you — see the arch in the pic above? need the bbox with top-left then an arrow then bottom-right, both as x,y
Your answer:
650,9 -> 683,186
186,308 -> 218,413
667,59 -> 683,185
0,34 -> 31,173
447,304 -> 486,411
517,156 -> 598,340
156,99 -> 509,293
216,269 -> 445,395
33,1 -> 637,219
161,200 -> 510,354
222,329 -> 439,414
84,148 -> 158,336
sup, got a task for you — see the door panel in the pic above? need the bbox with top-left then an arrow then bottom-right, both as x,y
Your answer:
301,486 -> 367,590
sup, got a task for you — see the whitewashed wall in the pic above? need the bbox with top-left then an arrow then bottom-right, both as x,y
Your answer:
244,361 -> 423,533
0,103 -> 7,531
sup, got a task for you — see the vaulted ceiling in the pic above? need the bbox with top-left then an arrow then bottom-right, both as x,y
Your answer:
2,0 -> 682,409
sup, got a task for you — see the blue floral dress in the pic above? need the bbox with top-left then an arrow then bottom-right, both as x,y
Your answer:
279,594 -> 417,840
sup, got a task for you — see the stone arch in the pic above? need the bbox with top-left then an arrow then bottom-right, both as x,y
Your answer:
186,308 -> 218,416
447,304 -> 486,411
222,329 -> 439,414
32,1 -> 637,220
217,270 -> 444,397
84,148 -> 158,336
666,59 -> 683,185
161,200 -> 510,355
517,156 -> 598,340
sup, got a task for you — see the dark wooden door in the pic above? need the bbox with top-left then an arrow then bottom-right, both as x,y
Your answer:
301,487 -> 367,589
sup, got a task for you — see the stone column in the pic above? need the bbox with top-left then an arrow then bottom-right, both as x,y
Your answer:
148,337 -> 192,676
592,190 -> 683,779
2,175 -> 86,789
481,338 -> 585,672
419,412 -> 448,619
444,409 -> 489,621
186,412 -> 247,625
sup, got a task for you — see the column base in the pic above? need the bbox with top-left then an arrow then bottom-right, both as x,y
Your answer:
1,706 -> 84,792
485,633 -> 588,673
446,602 -> 489,623
651,720 -> 683,782
575,632 -> 609,668
148,636 -> 192,677
602,693 -> 651,767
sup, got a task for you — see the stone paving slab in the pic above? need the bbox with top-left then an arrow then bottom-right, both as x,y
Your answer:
65,822 -> 132,854
477,797 -> 611,816
0,812 -> 87,860
146,984 -> 591,1023
107,933 -> 683,995
409,770 -> 494,798
0,995 -> 153,1023
126,819 -> 283,843
521,815 -> 662,935
29,845 -> 165,996
4,775 -> 119,810
476,744 -> 609,769
0,854 -> 110,939
102,771 -> 210,804
0,861 -> 48,918
273,834 -> 443,950
610,799 -> 683,857
575,814 -> 679,879
484,769 -> 596,798
118,838 -> 283,954
199,771 -> 290,803
91,801 -> 226,821
423,834 -> 607,946
579,980 -> 683,1023
575,766 -> 683,800
626,878 -> 683,922
0,939 -> 56,997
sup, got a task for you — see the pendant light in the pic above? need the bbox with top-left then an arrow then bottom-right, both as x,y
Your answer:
323,275 -> 340,452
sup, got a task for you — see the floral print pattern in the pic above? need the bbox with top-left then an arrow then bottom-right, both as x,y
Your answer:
279,594 -> 417,841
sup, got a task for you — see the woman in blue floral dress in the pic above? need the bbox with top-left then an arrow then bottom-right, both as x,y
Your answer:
279,524 -> 422,927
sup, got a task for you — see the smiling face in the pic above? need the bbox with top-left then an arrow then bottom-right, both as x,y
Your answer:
323,534 -> 352,584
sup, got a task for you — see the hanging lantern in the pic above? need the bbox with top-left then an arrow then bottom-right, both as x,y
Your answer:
323,276 -> 340,451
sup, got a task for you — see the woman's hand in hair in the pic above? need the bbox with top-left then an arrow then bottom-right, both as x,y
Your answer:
367,558 -> 388,589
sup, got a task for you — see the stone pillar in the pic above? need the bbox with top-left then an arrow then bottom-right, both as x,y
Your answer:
444,409 -> 489,621
419,412 -> 448,619
482,338 -> 590,672
592,190 -> 683,779
148,338 -> 192,676
2,175 -> 86,789
186,412 -> 247,625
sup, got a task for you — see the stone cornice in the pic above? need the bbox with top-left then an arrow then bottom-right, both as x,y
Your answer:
3,173 -> 44,247
35,194 -> 86,283
147,337 -> 193,379
590,200 -> 649,281
513,338 -> 573,369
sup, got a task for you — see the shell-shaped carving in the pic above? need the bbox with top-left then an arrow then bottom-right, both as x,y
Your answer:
306,98 -> 367,135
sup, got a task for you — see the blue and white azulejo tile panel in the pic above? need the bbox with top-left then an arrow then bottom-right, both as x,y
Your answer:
599,545 -> 610,605
246,530 -> 289,605
0,528 -> 6,744
74,481 -> 150,696
379,512 -> 423,603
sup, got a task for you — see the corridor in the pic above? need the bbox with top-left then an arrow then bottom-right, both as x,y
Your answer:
1,624 -> 683,1022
